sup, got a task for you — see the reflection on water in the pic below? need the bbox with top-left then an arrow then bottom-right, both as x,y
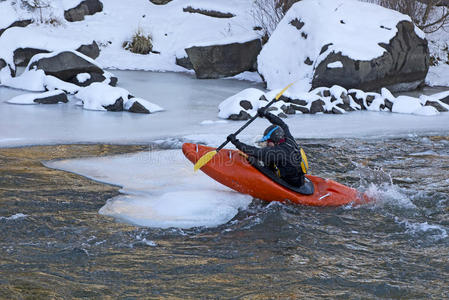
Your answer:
0,137 -> 448,298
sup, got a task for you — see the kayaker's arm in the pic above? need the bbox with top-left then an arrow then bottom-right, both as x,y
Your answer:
227,135 -> 271,162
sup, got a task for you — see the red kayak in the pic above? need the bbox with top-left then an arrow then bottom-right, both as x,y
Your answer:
182,143 -> 370,207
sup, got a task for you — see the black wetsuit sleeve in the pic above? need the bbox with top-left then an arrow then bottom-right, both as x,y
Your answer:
232,139 -> 271,162
264,112 -> 294,140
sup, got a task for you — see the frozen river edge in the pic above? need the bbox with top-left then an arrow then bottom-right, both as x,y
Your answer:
0,70 -> 449,148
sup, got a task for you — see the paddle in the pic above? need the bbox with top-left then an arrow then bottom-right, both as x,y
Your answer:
194,82 -> 295,172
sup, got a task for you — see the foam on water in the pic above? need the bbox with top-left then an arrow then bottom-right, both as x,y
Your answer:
363,183 -> 417,209
45,149 -> 252,229
0,213 -> 27,221
395,217 -> 448,242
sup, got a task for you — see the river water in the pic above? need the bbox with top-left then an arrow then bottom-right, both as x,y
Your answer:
0,71 -> 448,298
0,136 -> 448,298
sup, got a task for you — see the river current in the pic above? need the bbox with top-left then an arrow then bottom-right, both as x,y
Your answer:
0,135 -> 448,298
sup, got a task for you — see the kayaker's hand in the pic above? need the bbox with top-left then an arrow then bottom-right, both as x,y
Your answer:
227,134 -> 237,143
257,107 -> 267,118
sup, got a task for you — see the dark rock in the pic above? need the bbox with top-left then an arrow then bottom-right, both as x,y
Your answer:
0,19 -> 32,37
186,39 -> 262,79
259,95 -> 268,102
304,57 -> 313,65
76,41 -> 100,59
323,89 -> 331,97
240,100 -> 253,110
291,104 -> 309,113
14,41 -> 100,67
366,95 -> 376,106
149,0 -> 172,4
313,21 -> 429,92
336,103 -> 354,111
14,48 -> 50,67
281,104 -> 295,114
175,56 -> 193,70
332,107 -> 343,114
229,110 -> 251,120
29,51 -> 104,82
108,76 -> 118,87
183,6 -> 234,18
0,59 -> 15,77
34,91 -> 68,104
289,99 -> 308,106
425,100 -> 448,112
341,92 -> 351,105
290,18 -> 304,30
128,101 -> 150,114
440,95 -> 449,105
277,95 -> 291,102
349,91 -> 366,109
320,43 -> 333,55
310,99 -> 325,114
103,97 -> 124,111
278,112 -> 288,118
64,0 -> 103,22
384,99 -> 394,111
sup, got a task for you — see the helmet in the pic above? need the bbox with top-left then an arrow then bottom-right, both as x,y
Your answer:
260,125 -> 285,143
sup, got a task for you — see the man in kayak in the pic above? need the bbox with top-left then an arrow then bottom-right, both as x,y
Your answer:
227,107 -> 305,187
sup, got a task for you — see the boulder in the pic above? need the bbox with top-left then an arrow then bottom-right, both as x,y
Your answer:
229,110 -> 251,120
33,91 -> 68,104
14,41 -> 100,67
0,19 -> 32,37
29,51 -> 103,81
64,0 -> 103,22
175,56 -> 193,70
309,99 -> 325,114
258,0 -> 429,93
28,51 -> 116,87
185,39 -> 262,79
14,48 -> 50,67
0,58 -> 15,77
425,100 -> 448,112
149,0 -> 173,4
75,41 -> 101,60
313,21 -> 429,92
103,97 -> 124,111
128,101 -> 150,114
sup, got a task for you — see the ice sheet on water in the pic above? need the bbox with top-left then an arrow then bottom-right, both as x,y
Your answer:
45,150 -> 252,229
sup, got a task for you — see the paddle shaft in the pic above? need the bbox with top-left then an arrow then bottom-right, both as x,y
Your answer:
215,97 -> 278,153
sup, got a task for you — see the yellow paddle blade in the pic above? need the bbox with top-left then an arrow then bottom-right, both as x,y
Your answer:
275,82 -> 295,100
194,150 -> 217,172
300,148 -> 309,174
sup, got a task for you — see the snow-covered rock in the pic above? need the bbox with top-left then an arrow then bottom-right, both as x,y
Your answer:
125,97 -> 164,114
75,82 -> 164,113
257,0 -> 428,94
219,85 -> 444,119
28,50 -> 116,87
7,90 -> 68,105
0,26 -> 100,73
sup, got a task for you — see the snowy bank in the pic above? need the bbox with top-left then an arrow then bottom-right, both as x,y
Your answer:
218,85 -> 447,120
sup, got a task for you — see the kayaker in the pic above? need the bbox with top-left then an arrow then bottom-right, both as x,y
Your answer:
227,108 -> 305,187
